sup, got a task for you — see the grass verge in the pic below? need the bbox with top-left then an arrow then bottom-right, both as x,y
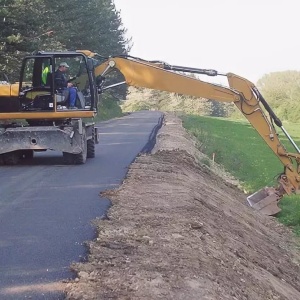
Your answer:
182,114 -> 300,235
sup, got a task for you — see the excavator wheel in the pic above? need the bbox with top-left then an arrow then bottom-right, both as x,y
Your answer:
63,129 -> 87,165
62,152 -> 75,165
87,126 -> 95,158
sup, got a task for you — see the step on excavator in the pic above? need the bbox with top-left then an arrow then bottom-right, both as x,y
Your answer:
1,50 -> 300,216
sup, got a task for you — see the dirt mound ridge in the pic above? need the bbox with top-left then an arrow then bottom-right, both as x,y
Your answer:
65,113 -> 300,300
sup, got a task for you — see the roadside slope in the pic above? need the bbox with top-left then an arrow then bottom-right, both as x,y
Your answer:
65,113 -> 300,300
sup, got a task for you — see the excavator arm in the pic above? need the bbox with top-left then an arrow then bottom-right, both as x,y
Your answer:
86,52 -> 300,215
1,48 -> 296,214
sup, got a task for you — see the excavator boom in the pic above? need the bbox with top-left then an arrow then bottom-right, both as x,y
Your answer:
91,54 -> 300,215
1,49 -> 300,214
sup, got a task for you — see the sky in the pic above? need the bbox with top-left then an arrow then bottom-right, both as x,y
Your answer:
113,0 -> 300,84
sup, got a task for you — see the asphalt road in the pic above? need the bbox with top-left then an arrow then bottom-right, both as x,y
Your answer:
0,110 -> 163,299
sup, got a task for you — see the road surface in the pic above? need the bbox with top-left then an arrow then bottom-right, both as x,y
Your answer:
0,110 -> 163,299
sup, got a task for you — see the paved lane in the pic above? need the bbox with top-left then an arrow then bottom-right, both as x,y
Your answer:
0,111 -> 163,299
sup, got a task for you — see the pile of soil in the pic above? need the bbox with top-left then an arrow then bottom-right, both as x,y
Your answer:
65,113 -> 300,300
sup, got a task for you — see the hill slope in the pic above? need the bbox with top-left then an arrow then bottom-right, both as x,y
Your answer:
65,113 -> 300,300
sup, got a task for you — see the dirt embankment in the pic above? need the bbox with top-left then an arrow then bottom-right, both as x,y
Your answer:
65,113 -> 300,300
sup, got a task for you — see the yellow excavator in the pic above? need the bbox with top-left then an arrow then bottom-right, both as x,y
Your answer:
0,50 -> 300,216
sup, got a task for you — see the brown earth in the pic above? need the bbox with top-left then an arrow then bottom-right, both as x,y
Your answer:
65,113 -> 300,300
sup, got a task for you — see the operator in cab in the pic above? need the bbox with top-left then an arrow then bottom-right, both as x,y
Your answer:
54,62 -> 77,109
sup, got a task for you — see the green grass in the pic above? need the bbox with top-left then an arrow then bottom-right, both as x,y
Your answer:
182,114 -> 300,234
278,195 -> 300,235
95,97 -> 124,121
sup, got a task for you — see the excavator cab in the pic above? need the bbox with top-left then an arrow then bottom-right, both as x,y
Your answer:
18,52 -> 98,113
0,51 -> 101,165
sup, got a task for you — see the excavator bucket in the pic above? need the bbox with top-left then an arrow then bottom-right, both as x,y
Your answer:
247,187 -> 281,216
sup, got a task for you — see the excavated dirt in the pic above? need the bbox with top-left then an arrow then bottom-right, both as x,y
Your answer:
65,113 -> 300,300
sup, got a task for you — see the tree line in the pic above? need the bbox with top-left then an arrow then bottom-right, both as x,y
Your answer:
0,0 -> 130,82
2,1 -> 299,122
257,71 -> 300,123
123,71 -> 300,123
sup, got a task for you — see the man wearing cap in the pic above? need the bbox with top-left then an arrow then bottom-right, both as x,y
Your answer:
54,62 -> 77,109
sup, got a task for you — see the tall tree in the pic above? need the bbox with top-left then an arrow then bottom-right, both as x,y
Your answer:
0,0 -> 49,80
43,0 -> 130,99
0,0 -> 130,82
257,71 -> 300,122
45,0 -> 130,55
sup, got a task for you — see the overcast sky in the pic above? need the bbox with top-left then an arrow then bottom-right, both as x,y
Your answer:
113,0 -> 299,84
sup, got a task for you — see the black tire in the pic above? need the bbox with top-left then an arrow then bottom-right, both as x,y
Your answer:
74,129 -> 87,164
87,127 -> 95,158
63,152 -> 75,165
63,129 -> 87,165
3,151 -> 20,165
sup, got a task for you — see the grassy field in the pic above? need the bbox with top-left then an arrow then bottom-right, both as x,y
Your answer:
182,115 -> 300,235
